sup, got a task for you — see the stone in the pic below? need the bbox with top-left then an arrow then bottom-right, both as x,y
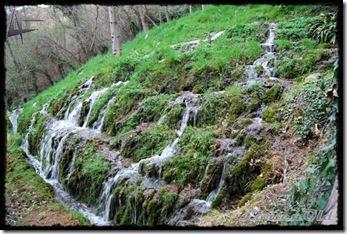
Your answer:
200,157 -> 224,195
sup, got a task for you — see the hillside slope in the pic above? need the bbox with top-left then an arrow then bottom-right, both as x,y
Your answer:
7,4 -> 338,226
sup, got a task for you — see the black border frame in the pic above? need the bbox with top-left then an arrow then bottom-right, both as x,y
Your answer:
0,0 -> 344,230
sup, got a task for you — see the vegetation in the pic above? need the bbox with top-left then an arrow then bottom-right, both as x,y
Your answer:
7,4 -> 338,227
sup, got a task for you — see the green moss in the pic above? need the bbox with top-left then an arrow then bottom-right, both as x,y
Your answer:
28,114 -> 47,155
211,192 -> 224,208
251,161 -> 272,191
158,189 -> 177,218
121,125 -> 176,162
262,104 -> 279,123
262,84 -> 282,104
162,127 -> 215,187
103,80 -> 147,135
198,86 -> 244,127
231,142 -> 268,177
237,192 -> 253,207
62,141 -> 110,206
162,105 -> 184,129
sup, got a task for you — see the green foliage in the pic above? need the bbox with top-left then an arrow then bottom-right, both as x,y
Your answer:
63,141 -> 110,206
283,72 -> 334,142
120,125 -> 176,162
261,104 -> 279,123
163,127 -> 215,187
198,86 -> 244,126
28,114 -> 47,155
308,13 -> 337,44
277,17 -> 315,41
263,84 -> 282,104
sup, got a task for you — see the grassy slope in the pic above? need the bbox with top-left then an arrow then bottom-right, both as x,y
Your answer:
17,4 -> 314,133
11,4 -> 338,226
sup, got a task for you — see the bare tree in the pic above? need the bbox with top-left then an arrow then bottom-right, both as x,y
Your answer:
158,6 -> 162,24
137,5 -> 149,32
108,6 -> 121,56
164,6 -> 170,22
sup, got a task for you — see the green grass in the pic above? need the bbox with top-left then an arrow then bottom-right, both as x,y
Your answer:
17,5 -> 322,135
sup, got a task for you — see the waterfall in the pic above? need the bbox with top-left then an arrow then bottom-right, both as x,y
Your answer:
82,88 -> 108,128
245,23 -> 277,84
206,154 -> 231,204
8,108 -> 22,133
98,92 -> 200,223
92,97 -> 116,131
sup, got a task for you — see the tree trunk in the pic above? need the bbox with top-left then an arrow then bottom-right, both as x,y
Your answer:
201,5 -> 205,11
158,6 -> 162,24
164,6 -> 170,22
68,6 -> 89,58
108,6 -> 121,56
29,70 -> 39,94
189,5 -> 192,14
138,5 -> 148,32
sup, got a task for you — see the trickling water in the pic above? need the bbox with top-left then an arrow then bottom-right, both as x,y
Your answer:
82,88 -> 108,128
66,153 -> 77,179
245,23 -> 277,84
8,108 -> 22,133
206,154 -> 231,204
92,97 -> 116,131
98,92 -> 200,223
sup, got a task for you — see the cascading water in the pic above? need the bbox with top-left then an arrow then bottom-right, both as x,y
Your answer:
8,108 -> 22,133
82,88 -> 108,127
92,97 -> 116,131
98,92 -> 200,223
245,23 -> 277,85
16,24 -> 278,227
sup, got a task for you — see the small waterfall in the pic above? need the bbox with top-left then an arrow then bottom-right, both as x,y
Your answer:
66,153 -> 77,179
92,97 -> 116,131
206,154 -> 231,204
176,92 -> 199,136
82,88 -> 108,128
64,77 -> 95,120
98,92 -> 200,223
67,102 -> 83,125
245,23 -> 277,84
8,108 -> 22,133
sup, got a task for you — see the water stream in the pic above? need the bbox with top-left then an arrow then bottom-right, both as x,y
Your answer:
14,24 -> 277,226
245,23 -> 277,85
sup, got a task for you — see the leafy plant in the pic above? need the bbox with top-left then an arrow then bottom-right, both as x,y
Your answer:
308,13 -> 337,44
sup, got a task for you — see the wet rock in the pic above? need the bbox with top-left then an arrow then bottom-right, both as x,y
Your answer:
175,185 -> 200,209
213,138 -> 236,157
77,100 -> 91,126
200,157 -> 224,195
168,199 -> 211,225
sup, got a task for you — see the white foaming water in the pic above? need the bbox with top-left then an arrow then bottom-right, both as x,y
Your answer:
82,88 -> 108,127
8,108 -> 22,133
206,154 -> 232,204
98,92 -> 200,223
92,97 -> 116,131
245,23 -> 277,84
